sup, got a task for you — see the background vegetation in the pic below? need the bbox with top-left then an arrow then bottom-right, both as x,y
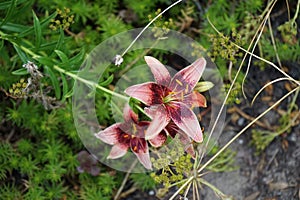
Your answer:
0,0 -> 299,199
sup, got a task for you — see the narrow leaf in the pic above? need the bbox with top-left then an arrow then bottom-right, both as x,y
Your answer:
18,11 -> 56,37
0,39 -> 3,50
0,22 -> 28,33
12,68 -> 28,75
55,50 -> 69,63
13,44 -> 28,63
44,66 -> 61,99
32,10 -> 42,48
60,72 -> 69,101
0,0 -> 16,27
55,29 -> 64,51
99,74 -> 114,86
35,57 -> 55,67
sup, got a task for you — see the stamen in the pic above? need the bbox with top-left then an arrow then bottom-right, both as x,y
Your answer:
175,79 -> 183,86
123,134 -> 129,138
132,124 -> 137,133
133,146 -> 138,152
185,84 -> 189,93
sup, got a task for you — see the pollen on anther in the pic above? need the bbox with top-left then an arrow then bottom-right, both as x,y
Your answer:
133,146 -> 138,151
175,79 -> 183,86
185,84 -> 189,93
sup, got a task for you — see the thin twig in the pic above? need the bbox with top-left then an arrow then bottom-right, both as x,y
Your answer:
230,106 -> 272,130
114,159 -> 138,200
267,16 -> 282,67
121,0 -> 183,57
241,0 -> 277,99
197,86 -> 299,174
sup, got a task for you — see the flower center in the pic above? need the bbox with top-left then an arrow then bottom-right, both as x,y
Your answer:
163,90 -> 185,103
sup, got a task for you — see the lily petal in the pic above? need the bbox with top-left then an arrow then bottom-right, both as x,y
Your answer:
107,144 -> 128,159
145,56 -> 171,86
167,101 -> 203,143
169,58 -> 206,95
130,138 -> 152,169
177,132 -> 195,158
184,91 -> 207,108
132,143 -> 152,170
149,131 -> 167,147
125,82 -> 166,106
144,105 -> 170,140
94,123 -> 122,145
123,103 -> 138,123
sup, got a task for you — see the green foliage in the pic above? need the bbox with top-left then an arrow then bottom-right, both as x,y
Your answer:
206,145 -> 238,172
0,0 -> 299,199
130,173 -> 157,191
150,136 -> 194,196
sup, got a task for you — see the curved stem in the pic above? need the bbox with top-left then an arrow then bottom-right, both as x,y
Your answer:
120,0 -> 183,57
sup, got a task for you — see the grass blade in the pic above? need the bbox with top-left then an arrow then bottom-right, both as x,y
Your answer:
0,0 -> 16,27
32,10 -> 42,48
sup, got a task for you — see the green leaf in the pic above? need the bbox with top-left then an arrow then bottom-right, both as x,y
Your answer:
64,87 -> 74,98
60,72 -> 68,101
99,74 -> 114,86
18,11 -> 57,37
0,39 -> 3,50
0,0 -> 27,10
55,29 -> 64,51
44,66 -> 61,99
35,57 -> 55,67
0,0 -> 16,27
13,44 -> 28,63
32,10 -> 42,48
12,68 -> 28,75
54,50 -> 69,63
69,48 -> 85,68
0,22 -> 28,33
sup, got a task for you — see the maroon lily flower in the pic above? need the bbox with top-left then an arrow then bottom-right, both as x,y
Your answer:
94,104 -> 167,170
145,106 -> 195,157
125,56 -> 207,143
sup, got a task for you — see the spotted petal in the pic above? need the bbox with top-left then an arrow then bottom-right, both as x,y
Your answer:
145,56 -> 171,86
169,58 -> 206,95
107,144 -> 128,159
94,123 -> 122,145
144,105 -> 170,140
125,82 -> 165,106
167,101 -> 203,143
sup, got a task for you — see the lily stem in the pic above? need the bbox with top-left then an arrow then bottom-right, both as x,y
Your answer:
53,65 -> 129,101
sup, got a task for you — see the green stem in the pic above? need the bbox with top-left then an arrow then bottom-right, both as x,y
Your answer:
292,0 -> 300,22
53,65 -> 129,101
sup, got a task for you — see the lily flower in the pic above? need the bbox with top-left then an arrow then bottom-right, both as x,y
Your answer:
94,104 -> 167,170
145,106 -> 195,157
125,56 -> 206,143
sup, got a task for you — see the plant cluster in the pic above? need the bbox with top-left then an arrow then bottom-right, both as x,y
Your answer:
1,0 -> 299,199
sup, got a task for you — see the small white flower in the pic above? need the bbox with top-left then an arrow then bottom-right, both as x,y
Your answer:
113,55 -> 123,66
23,61 -> 43,78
